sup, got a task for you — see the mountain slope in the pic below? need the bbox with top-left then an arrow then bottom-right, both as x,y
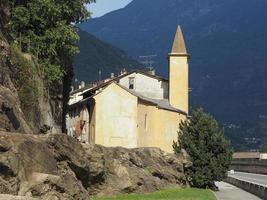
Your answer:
75,29 -> 143,83
79,0 -> 267,150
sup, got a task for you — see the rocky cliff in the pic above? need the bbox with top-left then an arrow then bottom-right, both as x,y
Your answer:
0,1 -> 61,133
0,37 -> 32,133
0,131 -> 191,200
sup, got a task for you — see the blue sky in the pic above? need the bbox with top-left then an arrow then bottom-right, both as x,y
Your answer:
86,0 -> 132,18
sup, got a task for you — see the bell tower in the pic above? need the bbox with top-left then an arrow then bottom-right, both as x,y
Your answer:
168,26 -> 189,114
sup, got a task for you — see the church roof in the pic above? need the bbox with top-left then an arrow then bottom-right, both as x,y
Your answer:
80,70 -> 167,97
116,83 -> 187,115
171,26 -> 188,56
69,80 -> 187,115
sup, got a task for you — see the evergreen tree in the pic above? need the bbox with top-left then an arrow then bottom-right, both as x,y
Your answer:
174,108 -> 232,189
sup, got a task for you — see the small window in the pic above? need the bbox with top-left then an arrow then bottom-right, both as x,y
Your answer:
129,77 -> 135,89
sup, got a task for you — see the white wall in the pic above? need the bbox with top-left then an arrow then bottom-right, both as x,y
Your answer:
119,73 -> 168,99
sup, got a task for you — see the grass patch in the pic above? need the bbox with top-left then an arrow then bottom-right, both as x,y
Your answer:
92,188 -> 216,200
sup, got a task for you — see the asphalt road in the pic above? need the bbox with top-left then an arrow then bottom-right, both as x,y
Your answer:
228,171 -> 267,187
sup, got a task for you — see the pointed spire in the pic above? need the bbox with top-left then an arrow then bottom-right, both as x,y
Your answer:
171,26 -> 188,55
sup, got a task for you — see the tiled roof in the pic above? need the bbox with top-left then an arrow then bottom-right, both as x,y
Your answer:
80,70 -> 168,97
69,81 -> 187,116
116,84 -> 187,115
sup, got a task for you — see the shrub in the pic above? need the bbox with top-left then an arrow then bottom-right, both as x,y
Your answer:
11,44 -> 40,126
174,108 -> 232,189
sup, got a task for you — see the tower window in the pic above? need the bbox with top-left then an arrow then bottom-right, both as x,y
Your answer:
129,77 -> 135,89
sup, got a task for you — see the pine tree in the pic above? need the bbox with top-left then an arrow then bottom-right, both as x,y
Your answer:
174,108 -> 232,189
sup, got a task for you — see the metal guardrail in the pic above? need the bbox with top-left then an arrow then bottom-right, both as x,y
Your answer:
226,176 -> 267,200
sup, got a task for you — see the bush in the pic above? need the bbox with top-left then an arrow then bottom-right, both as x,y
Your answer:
11,44 -> 40,126
174,108 -> 232,189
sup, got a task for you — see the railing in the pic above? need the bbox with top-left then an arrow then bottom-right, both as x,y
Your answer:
226,176 -> 267,199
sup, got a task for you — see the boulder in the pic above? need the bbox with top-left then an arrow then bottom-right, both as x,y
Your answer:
84,145 -> 191,197
0,131 -> 191,199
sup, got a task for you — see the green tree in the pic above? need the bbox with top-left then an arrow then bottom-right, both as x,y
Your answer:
259,143 -> 267,153
174,108 -> 232,189
9,0 -> 95,84
8,0 -> 94,131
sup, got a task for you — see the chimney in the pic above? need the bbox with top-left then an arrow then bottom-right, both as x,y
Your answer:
78,81 -> 85,89
110,73 -> 115,78
148,68 -> 156,76
120,68 -> 127,75
81,81 -> 85,88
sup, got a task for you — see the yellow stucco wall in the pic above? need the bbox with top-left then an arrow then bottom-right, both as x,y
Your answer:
169,56 -> 188,114
137,101 -> 187,153
91,82 -> 187,153
94,83 -> 138,148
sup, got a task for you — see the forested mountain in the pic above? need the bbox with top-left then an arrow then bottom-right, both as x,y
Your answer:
75,29 -> 143,83
78,0 -> 267,150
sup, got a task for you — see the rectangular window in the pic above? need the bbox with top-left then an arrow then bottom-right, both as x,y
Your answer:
129,77 -> 135,89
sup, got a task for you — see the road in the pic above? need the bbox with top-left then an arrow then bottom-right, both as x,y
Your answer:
228,171 -> 267,187
215,182 -> 261,200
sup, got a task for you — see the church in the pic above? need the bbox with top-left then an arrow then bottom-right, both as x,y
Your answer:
66,26 -> 189,153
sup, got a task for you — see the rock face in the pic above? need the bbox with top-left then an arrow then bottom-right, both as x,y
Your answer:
0,35 -> 62,134
0,35 -> 33,133
84,145 -> 191,197
0,131 -> 191,199
0,2 -> 61,134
